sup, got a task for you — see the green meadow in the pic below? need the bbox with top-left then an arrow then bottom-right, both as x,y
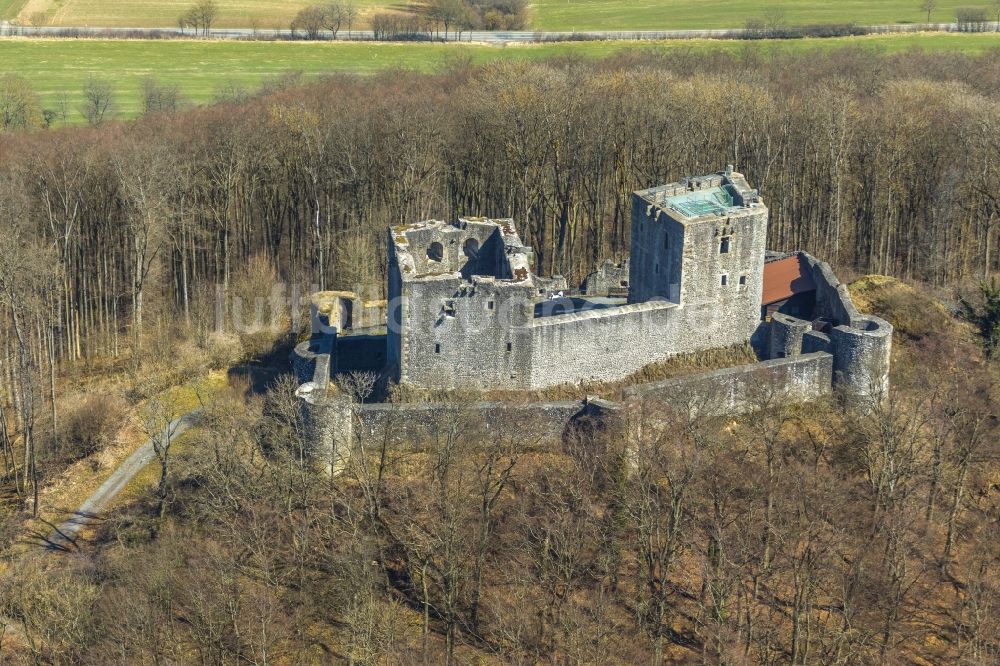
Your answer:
0,0 -> 26,19
0,33 -> 997,122
530,0 -> 997,32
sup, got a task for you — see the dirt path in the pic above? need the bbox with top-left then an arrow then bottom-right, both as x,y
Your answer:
45,411 -> 200,551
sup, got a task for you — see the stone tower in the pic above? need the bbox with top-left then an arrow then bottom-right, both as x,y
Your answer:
386,218 -> 556,390
629,168 -> 768,350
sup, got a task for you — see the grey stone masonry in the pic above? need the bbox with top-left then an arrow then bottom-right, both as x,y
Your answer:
387,169 -> 772,391
387,217 -> 542,390
293,167 -> 895,471
322,352 -> 835,455
629,170 -> 766,319
765,251 -> 892,403
581,259 -> 630,295
624,352 -> 833,418
770,312 -> 812,359
292,331 -> 353,474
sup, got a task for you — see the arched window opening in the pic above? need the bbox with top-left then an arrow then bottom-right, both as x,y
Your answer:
463,238 -> 480,259
427,242 -> 444,262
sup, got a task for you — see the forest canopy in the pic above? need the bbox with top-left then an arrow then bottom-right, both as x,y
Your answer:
2,46 -> 1000,664
1,47 -> 999,366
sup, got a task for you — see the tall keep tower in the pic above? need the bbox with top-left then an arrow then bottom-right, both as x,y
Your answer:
629,168 -> 768,348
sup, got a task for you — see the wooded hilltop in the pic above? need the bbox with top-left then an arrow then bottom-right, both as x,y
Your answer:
0,47 -> 999,664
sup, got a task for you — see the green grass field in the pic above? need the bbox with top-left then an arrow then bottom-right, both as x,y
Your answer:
0,33 -> 997,121
3,0 -> 994,30
530,0 -> 996,32
0,0 -> 28,19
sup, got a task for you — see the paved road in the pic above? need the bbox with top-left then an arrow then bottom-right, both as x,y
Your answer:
1,22 -> 995,43
45,412 -> 200,551
0,412 -> 200,644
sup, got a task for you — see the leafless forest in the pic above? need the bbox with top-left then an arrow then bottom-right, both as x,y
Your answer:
1,47 -> 1000,664
2,49 -> 1000,364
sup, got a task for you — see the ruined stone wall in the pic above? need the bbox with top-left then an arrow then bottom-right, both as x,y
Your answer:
582,259 -> 629,295
309,352 -> 836,466
403,221 -> 508,277
399,276 -> 537,390
335,335 -> 387,374
292,341 -> 319,385
802,253 -> 862,326
353,300 -> 387,330
356,400 -> 583,447
802,329 -> 832,354
389,219 -> 544,390
770,312 -> 812,359
624,352 -> 834,417
291,332 -> 350,474
764,252 -> 892,402
292,334 -> 335,386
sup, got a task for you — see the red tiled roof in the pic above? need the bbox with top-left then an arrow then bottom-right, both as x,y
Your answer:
762,255 -> 815,305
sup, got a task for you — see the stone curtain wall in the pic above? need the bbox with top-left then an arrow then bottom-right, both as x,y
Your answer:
770,252 -> 893,402
530,301 -> 678,386
306,352 -> 836,466
803,253 -> 862,326
581,259 -> 630,295
355,400 -> 583,448
623,352 -> 834,417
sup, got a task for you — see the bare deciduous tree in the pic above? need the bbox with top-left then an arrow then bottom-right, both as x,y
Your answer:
182,0 -> 218,36
920,0 -> 938,23
80,75 -> 115,125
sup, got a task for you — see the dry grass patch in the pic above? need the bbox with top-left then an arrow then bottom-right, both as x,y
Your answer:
10,369 -> 230,552
849,274 -> 960,341
26,0 -> 388,28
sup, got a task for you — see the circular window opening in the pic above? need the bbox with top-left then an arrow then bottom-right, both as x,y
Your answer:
463,238 -> 480,259
427,242 -> 444,262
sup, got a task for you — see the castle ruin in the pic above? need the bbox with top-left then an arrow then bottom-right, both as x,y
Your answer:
294,168 -> 892,468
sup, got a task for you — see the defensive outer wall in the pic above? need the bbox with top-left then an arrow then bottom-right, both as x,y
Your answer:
294,344 -> 834,473
294,248 -> 889,471
292,171 -> 892,470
